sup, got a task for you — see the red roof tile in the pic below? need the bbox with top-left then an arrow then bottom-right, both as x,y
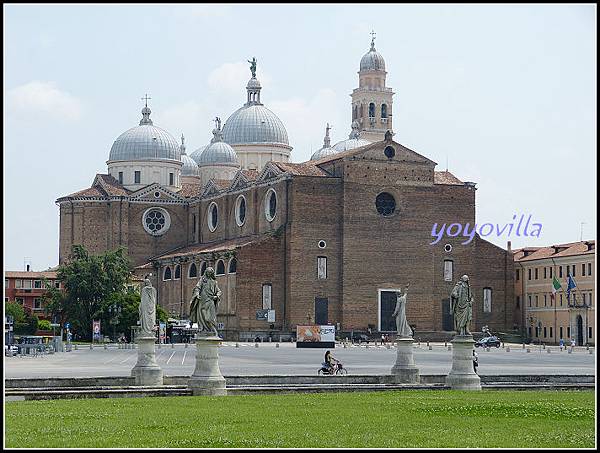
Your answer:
97,174 -> 130,196
273,162 -> 329,177
179,182 -> 204,198
5,271 -> 58,279
514,241 -> 595,262
434,171 -> 463,185
242,169 -> 259,181
63,187 -> 106,198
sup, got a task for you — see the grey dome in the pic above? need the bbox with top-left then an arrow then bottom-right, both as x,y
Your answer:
332,137 -> 371,152
360,41 -> 386,71
222,104 -> 289,146
198,141 -> 240,167
181,154 -> 200,176
311,146 -> 338,160
198,120 -> 240,167
190,145 -> 208,165
108,107 -> 180,162
332,120 -> 371,152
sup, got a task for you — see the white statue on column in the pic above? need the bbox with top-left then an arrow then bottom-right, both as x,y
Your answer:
139,274 -> 156,337
393,283 -> 413,338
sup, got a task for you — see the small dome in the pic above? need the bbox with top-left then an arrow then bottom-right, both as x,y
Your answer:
198,118 -> 240,167
246,77 -> 262,89
332,121 -> 371,152
222,104 -> 289,146
108,106 -> 180,162
190,145 -> 208,165
360,39 -> 385,71
332,137 -> 371,152
311,123 -> 338,160
179,134 -> 200,177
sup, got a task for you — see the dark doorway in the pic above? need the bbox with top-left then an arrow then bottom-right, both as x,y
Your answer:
442,298 -> 453,331
577,315 -> 583,345
315,298 -> 328,325
380,291 -> 397,332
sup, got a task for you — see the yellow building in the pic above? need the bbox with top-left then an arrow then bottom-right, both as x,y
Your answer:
514,240 -> 595,345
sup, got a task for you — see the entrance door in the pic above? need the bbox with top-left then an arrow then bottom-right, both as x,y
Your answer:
315,298 -> 328,325
442,298 -> 453,331
380,291 -> 397,332
577,315 -> 583,345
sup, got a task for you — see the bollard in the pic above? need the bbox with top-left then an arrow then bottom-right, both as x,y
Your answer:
506,346 -> 510,352
158,343 -> 161,349
568,347 -> 573,354
486,347 -> 490,352
235,343 -> 239,348
104,344 -> 107,349
74,344 -> 78,350
171,343 -> 175,349
276,343 -> 280,348
586,345 -> 590,350
426,341 -> 430,347
522,343 -> 525,349
343,343 -> 347,348
428,345 -> 432,350
89,344 -> 93,350
526,348 -> 531,353
589,349 -> 593,354
255,343 -> 259,348
547,348 -> 551,353
502,342 -> 505,349
542,344 -> 545,349
444,341 -> 447,347
185,343 -> 188,348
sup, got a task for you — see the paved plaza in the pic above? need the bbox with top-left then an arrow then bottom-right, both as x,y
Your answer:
4,342 -> 595,379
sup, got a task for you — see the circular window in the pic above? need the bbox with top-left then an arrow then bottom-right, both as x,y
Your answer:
265,189 -> 277,222
154,191 -> 160,198
444,244 -> 453,253
375,192 -> 396,216
208,202 -> 218,232
318,240 -> 327,249
235,195 -> 247,227
384,146 -> 396,159
142,208 -> 171,236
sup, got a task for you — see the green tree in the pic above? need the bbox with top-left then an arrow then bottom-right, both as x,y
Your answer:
43,245 -> 134,341
38,319 -> 52,331
5,302 -> 26,324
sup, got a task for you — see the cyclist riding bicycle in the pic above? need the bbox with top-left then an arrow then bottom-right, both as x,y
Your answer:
324,350 -> 339,373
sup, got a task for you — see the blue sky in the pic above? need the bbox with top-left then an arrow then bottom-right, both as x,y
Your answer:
3,3 -> 596,271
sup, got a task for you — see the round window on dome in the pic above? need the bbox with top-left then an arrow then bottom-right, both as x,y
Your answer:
265,189 -> 277,222
142,207 -> 171,236
208,202 -> 218,232
375,192 -> 396,217
384,146 -> 395,159
235,195 -> 247,227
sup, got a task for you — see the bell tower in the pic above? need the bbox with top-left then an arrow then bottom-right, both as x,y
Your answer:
351,31 -> 394,142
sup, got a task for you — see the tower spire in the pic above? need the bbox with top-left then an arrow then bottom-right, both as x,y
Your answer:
370,30 -> 376,50
180,133 -> 186,154
139,94 -> 153,125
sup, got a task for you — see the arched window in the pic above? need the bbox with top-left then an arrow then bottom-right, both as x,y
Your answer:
265,188 -> 277,222
375,192 -> 396,216
163,267 -> 172,281
174,264 -> 181,280
369,103 -> 375,118
208,202 -> 218,232
235,195 -> 246,227
216,260 -> 225,276
200,261 -> 207,276
188,263 -> 197,279
359,104 -> 364,118
352,105 -> 357,120
381,104 -> 388,118
228,258 -> 237,274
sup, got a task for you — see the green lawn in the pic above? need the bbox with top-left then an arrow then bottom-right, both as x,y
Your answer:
5,390 -> 595,448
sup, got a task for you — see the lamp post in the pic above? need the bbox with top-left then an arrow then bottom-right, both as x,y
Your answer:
108,303 -> 122,342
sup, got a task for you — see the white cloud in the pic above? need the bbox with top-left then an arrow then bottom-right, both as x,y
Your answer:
187,4 -> 232,18
270,88 -> 347,162
207,61 -> 272,99
7,81 -> 82,121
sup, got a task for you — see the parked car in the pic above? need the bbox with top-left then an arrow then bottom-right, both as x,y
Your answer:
351,333 -> 370,343
475,336 -> 501,348
5,344 -> 18,356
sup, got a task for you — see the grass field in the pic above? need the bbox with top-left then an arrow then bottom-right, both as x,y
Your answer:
5,390 -> 596,448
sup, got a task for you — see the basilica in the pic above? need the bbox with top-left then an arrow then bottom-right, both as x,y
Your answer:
57,36 -> 515,340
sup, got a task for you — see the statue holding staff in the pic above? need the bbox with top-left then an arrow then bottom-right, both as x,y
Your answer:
450,275 -> 474,335
189,267 -> 222,337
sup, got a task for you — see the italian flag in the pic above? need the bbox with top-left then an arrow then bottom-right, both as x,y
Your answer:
552,276 -> 562,297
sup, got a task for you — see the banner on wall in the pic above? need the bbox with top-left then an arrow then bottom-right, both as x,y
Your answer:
296,325 -> 335,348
92,320 -> 101,341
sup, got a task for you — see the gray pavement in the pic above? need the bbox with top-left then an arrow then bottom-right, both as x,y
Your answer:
4,342 -> 596,379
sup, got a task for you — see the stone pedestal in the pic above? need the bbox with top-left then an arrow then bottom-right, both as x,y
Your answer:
188,336 -> 227,396
390,337 -> 420,383
446,335 -> 481,390
131,336 -> 163,386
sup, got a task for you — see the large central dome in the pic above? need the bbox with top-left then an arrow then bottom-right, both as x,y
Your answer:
222,104 -> 289,146
221,74 -> 289,146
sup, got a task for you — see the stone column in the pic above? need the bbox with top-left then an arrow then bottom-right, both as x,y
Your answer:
446,335 -> 481,390
188,335 -> 227,396
390,337 -> 420,383
131,335 -> 163,386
